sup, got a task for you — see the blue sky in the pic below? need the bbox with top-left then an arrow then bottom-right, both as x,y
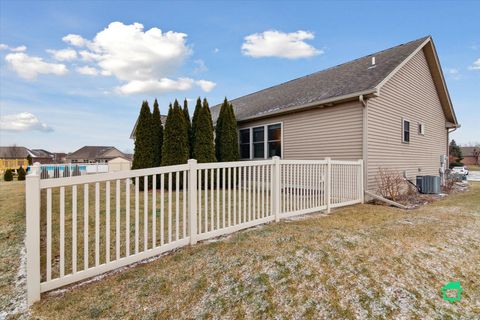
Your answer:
0,0 -> 479,153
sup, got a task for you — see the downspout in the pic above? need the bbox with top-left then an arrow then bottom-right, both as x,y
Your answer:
359,95 -> 368,191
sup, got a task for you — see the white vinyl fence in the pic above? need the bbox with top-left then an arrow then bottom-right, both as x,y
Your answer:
25,157 -> 363,305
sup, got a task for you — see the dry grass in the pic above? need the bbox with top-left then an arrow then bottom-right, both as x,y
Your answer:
1,181 -> 480,318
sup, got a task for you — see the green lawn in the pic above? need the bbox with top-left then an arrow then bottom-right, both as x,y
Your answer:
1,180 -> 479,318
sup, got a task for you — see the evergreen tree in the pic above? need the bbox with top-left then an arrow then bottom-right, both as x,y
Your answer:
183,99 -> 192,157
449,139 -> 464,165
162,100 -> 189,166
26,154 -> 33,165
215,98 -> 240,162
191,97 -> 202,150
193,98 -> 216,163
152,99 -> 164,167
132,101 -> 154,189
4,169 -> 13,181
17,166 -> 26,181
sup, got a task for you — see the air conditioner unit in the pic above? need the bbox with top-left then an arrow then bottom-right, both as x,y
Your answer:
416,176 -> 441,194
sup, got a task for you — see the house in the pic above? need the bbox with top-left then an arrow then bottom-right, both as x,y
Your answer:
0,146 -> 33,172
458,147 -> 479,166
108,156 -> 132,172
66,146 -> 129,164
209,36 -> 458,191
30,149 -> 55,164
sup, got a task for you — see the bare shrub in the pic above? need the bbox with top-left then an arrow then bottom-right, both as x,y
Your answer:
443,172 -> 462,194
375,168 -> 406,201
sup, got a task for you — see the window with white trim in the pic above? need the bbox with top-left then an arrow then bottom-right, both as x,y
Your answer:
239,123 -> 282,159
402,119 -> 410,143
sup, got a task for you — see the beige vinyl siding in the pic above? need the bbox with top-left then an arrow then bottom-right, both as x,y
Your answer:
367,48 -> 447,190
238,100 -> 363,160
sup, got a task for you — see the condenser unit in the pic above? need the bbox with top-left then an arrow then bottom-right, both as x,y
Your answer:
416,175 -> 441,194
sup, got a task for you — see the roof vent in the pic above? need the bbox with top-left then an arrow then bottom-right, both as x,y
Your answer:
371,56 -> 376,66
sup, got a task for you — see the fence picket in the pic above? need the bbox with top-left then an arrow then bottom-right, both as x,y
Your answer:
105,181 -> 110,264
46,189 -> 52,281
72,185 -> 77,274
83,184 -> 89,270
116,179 -> 120,260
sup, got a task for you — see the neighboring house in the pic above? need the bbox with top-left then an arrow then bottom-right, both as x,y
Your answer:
30,149 -> 56,164
130,114 -> 167,139
457,147 -> 480,166
108,156 -> 132,172
0,146 -> 33,172
66,146 -> 129,164
209,36 -> 458,191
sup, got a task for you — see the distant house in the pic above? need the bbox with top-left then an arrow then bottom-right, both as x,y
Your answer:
459,147 -> 479,166
0,146 -> 33,172
0,146 -> 62,171
208,36 -> 459,191
66,146 -> 130,164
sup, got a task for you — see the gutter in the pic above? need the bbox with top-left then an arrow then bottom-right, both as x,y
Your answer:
359,94 -> 369,191
236,88 -> 378,123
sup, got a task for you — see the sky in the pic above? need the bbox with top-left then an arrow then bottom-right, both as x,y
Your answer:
0,0 -> 479,153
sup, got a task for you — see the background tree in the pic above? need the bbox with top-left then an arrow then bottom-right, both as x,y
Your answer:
152,99 -> 164,167
473,146 -> 480,165
193,98 -> 216,163
17,166 -> 26,181
4,169 -> 13,182
449,139 -> 463,165
215,98 -> 239,162
183,99 -> 192,157
162,100 -> 189,166
132,101 -> 154,188
26,154 -> 33,165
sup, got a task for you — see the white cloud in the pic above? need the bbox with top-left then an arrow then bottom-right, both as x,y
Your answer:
195,80 -> 216,92
62,34 -> 89,47
242,30 -> 322,59
5,52 -> 68,80
213,48 -> 219,53
446,68 -> 461,80
0,112 -> 53,132
76,65 -> 99,76
194,59 -> 208,73
72,22 -> 191,82
469,58 -> 480,70
47,48 -> 77,61
0,44 -> 27,52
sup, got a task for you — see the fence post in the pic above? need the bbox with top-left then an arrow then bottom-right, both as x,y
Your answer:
188,159 -> 198,245
272,156 -> 281,222
326,157 -> 331,213
358,159 -> 364,203
26,162 -> 41,305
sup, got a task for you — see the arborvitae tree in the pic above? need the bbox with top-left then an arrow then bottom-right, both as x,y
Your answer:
132,101 -> 155,171
162,100 -> 189,166
152,99 -> 164,167
193,98 -> 216,163
183,99 -> 192,157
4,169 -> 13,181
215,98 -> 240,162
203,98 -> 213,130
191,97 -> 202,150
17,166 -> 26,180
26,154 -> 33,165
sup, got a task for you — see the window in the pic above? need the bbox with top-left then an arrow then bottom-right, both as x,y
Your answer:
239,123 -> 282,159
253,127 -> 265,158
418,123 -> 425,135
268,124 -> 282,157
239,129 -> 250,159
402,119 -> 410,143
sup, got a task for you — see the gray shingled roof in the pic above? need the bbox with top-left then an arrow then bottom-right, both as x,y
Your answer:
67,146 -> 116,160
211,36 -> 430,122
0,146 -> 33,159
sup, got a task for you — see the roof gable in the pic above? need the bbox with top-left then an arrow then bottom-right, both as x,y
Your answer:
210,36 -> 457,126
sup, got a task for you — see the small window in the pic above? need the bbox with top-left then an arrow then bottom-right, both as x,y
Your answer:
253,127 -> 265,158
402,119 -> 410,143
268,124 -> 282,157
418,123 -> 425,135
239,129 -> 250,159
